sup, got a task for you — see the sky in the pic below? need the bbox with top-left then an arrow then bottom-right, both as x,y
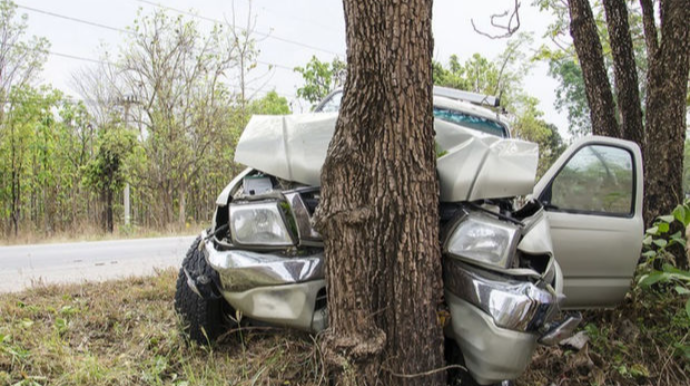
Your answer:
18,0 -> 568,131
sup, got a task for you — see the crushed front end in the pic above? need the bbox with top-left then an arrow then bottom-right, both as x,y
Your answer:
440,203 -> 581,384
196,169 -> 580,385
200,170 -> 328,331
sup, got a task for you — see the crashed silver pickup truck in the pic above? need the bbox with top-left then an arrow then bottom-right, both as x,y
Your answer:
174,87 -> 644,385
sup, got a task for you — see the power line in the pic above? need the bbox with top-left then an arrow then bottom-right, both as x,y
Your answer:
5,41 -> 119,67
48,50 -> 118,67
239,0 -> 342,34
16,3 -> 297,73
135,0 -> 343,57
7,44 -> 297,101
7,6 -> 301,101
9,42 -> 297,99
16,4 -> 133,35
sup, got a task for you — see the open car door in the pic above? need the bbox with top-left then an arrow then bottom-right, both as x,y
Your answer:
533,136 -> 644,308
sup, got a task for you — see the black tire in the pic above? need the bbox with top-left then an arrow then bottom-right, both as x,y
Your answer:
174,236 -> 233,345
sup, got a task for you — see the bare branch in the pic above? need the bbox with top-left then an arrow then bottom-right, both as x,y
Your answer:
471,0 -> 521,39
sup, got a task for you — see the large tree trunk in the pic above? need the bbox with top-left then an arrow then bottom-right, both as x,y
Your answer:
569,0 -> 621,138
602,0 -> 644,146
313,0 -> 445,384
642,0 -> 690,227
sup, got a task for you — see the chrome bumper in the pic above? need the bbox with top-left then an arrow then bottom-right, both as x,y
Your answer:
444,258 -> 559,332
444,258 -> 579,384
200,230 -> 325,292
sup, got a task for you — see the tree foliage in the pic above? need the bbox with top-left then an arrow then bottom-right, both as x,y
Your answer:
538,0 -> 690,227
83,126 -> 137,232
0,0 -> 49,101
294,55 -> 346,108
247,90 -> 291,115
0,4 -> 291,238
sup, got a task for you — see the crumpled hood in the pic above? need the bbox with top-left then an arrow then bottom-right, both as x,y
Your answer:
235,113 -> 539,202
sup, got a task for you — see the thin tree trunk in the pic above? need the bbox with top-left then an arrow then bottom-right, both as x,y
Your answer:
178,183 -> 186,226
313,0 -> 445,384
10,171 -> 19,238
569,0 -> 621,137
642,0 -> 690,229
602,0 -> 644,146
107,189 -> 114,233
639,0 -> 659,59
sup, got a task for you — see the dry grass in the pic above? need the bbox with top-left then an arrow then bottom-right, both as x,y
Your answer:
0,269 -> 324,386
0,222 -> 201,246
520,286 -> 690,386
1,270 -> 688,386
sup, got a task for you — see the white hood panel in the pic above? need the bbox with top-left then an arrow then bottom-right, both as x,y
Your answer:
234,114 -> 538,202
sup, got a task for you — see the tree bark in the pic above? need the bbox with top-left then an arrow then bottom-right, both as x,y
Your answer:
568,0 -> 621,138
106,189 -> 114,233
642,0 -> 690,227
602,0 -> 644,146
313,0 -> 445,384
179,184 -> 187,226
639,0 -> 659,59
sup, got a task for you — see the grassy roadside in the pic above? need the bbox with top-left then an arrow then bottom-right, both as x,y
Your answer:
1,270 -> 688,386
0,224 -> 201,246
520,285 -> 690,386
0,269 -> 324,386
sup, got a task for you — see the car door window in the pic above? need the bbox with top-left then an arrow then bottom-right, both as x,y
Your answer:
544,145 -> 634,216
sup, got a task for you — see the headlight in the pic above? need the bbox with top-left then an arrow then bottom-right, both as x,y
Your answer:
229,202 -> 294,247
444,212 -> 520,269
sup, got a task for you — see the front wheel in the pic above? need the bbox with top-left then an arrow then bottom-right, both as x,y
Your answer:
174,236 -> 234,345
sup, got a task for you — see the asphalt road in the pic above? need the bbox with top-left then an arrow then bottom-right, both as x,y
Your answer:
0,235 -> 197,293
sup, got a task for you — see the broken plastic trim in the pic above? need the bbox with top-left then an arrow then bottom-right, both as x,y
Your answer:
538,312 -> 583,345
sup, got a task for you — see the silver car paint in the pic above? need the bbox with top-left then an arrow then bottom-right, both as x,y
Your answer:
532,136 -> 644,308
203,206 -> 565,384
316,89 -> 508,130
445,292 -> 538,385
234,113 -> 538,202
216,167 -> 252,206
221,280 -> 326,331
210,119 -> 643,383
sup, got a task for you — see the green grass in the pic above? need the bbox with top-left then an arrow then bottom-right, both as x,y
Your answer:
519,285 -> 690,386
1,270 -> 688,386
0,270 -> 324,386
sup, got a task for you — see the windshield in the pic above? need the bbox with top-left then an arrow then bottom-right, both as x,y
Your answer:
316,90 -> 508,138
433,107 -> 507,138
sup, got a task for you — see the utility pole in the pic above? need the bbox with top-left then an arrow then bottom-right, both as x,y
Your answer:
115,94 -> 140,227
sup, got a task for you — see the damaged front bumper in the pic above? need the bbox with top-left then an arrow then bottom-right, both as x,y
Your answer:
444,259 -> 560,332
444,258 -> 580,384
195,222 -> 579,384
200,230 -> 327,331
200,231 -> 325,292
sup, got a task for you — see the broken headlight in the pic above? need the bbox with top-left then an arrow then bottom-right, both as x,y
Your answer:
444,212 -> 520,269
229,202 -> 294,247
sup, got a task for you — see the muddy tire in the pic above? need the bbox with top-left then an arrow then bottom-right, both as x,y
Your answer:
174,236 -> 231,345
